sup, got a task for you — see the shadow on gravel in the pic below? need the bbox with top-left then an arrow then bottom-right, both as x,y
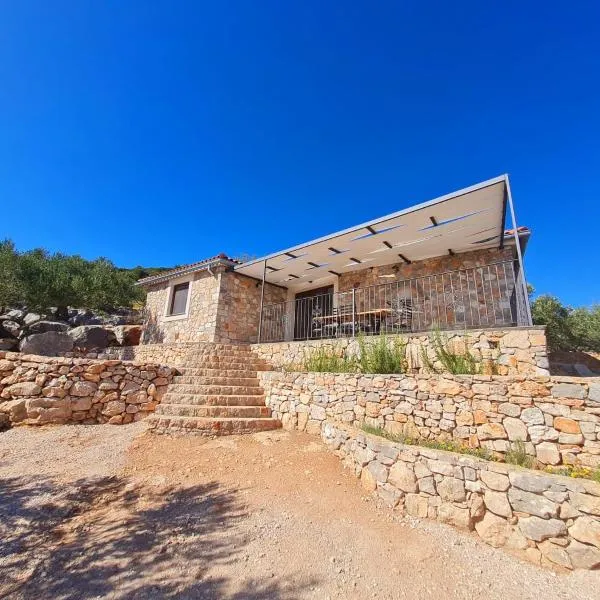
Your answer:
0,475 -> 317,599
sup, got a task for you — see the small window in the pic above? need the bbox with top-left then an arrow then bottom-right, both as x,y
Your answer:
169,282 -> 190,316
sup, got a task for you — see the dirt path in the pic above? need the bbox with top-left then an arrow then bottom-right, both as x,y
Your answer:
0,424 -> 598,599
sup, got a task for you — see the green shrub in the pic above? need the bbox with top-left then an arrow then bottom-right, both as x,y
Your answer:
0,238 -> 146,311
360,423 -> 493,460
421,329 -> 482,375
302,346 -> 357,373
505,440 -> 534,468
361,423 -> 407,443
546,465 -> 600,483
357,334 -> 407,374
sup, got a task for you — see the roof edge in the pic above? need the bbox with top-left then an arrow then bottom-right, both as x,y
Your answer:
136,254 -> 239,287
234,175 -> 508,271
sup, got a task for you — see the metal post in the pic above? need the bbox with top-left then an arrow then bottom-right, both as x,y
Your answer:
258,259 -> 267,343
505,175 -> 533,326
351,288 -> 356,337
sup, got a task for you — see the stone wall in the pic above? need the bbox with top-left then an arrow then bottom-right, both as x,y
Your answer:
338,247 -> 514,292
322,422 -> 600,570
142,268 -> 287,345
338,247 -> 521,331
103,342 -> 224,366
215,273 -> 287,344
252,327 -> 549,376
258,371 -> 600,467
0,352 -> 175,427
143,269 -> 223,344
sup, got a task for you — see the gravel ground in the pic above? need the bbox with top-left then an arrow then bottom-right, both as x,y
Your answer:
0,423 -> 598,599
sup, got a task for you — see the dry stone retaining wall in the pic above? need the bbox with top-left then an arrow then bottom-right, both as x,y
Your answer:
259,371 -> 600,467
102,342 -> 208,366
252,327 -> 549,376
0,352 -> 174,427
322,422 -> 600,570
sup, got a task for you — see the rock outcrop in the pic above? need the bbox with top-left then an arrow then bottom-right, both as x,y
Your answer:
0,306 -> 143,356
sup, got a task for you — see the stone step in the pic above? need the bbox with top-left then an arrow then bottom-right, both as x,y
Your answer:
148,415 -> 281,436
176,368 -> 259,377
167,384 -> 264,396
180,360 -> 270,370
162,393 -> 267,406
184,352 -> 259,360
156,403 -> 272,418
171,376 -> 262,387
182,346 -> 256,353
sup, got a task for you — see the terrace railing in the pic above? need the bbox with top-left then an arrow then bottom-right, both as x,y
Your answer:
258,260 -> 531,343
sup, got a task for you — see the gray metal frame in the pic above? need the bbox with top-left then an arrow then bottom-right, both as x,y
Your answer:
504,175 -> 533,326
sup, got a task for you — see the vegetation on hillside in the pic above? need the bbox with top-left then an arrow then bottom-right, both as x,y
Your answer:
0,239 -> 172,314
531,293 -> 600,352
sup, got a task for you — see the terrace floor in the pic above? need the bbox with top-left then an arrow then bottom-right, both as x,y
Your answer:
0,423 -> 597,599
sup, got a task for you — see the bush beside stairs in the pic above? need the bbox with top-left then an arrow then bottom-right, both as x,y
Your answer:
148,343 -> 281,435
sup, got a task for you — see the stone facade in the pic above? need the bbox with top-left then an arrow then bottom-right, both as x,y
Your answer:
338,247 -> 514,292
143,269 -> 222,344
142,267 -> 286,345
322,422 -> 600,570
252,327 -> 549,376
258,371 -> 600,467
339,247 -> 522,332
215,272 -> 287,344
0,352 -> 174,427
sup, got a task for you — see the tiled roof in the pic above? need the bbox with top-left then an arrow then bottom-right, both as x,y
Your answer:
136,253 -> 241,286
504,226 -> 530,236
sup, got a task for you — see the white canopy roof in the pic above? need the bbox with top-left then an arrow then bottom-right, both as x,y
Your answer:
235,175 -> 511,289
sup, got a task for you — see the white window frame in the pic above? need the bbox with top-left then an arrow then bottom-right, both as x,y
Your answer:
163,275 -> 193,322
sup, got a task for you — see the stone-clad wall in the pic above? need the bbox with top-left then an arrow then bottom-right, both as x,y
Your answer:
142,269 -> 286,345
215,273 -> 287,344
322,422 -> 600,570
338,247 -> 520,330
252,327 -> 549,376
0,352 -> 174,427
338,248 -> 514,292
143,270 -> 222,344
258,371 -> 600,467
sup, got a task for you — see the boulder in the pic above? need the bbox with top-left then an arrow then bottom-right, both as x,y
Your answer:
1,320 -> 21,337
27,320 -> 69,335
113,325 -> 142,346
68,325 -> 117,349
0,338 -> 18,351
19,331 -> 74,356
68,309 -> 103,327
23,312 -> 43,326
1,308 -> 25,322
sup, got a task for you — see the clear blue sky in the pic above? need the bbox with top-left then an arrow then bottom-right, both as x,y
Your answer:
1,1 -> 599,306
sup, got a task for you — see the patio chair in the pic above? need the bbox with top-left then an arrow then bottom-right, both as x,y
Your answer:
310,304 -> 323,338
384,297 -> 414,332
322,307 -> 340,338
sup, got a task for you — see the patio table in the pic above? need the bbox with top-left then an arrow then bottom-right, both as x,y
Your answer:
313,308 -> 392,334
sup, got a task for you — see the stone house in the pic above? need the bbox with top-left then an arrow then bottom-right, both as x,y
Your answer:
137,175 -> 533,347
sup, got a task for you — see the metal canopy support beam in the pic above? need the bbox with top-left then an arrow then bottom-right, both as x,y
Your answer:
505,176 -> 533,326
257,259 -> 267,343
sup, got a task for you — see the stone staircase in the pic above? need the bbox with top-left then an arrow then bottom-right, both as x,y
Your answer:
148,343 -> 281,436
